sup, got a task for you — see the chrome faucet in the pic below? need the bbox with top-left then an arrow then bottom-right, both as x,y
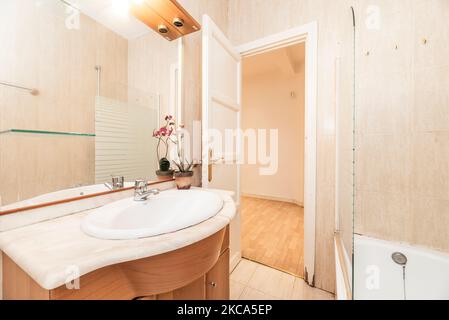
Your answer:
134,179 -> 160,201
104,176 -> 125,190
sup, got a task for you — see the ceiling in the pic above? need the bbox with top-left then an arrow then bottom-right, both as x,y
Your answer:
243,43 -> 306,78
65,0 -> 151,40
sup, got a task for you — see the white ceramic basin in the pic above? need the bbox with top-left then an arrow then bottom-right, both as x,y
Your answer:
81,189 -> 224,240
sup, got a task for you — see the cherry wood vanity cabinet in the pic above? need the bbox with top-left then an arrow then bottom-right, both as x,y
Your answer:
2,227 -> 230,300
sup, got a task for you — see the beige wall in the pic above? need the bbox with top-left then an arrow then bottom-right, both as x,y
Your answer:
128,30 -> 178,119
241,65 -> 305,204
0,0 -> 128,206
354,0 -> 449,253
229,0 -> 355,293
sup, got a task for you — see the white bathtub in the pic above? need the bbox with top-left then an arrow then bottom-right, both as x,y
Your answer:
354,235 -> 449,300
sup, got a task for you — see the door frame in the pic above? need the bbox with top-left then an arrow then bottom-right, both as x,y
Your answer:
236,22 -> 318,285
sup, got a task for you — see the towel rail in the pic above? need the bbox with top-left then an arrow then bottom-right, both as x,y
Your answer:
0,81 -> 39,95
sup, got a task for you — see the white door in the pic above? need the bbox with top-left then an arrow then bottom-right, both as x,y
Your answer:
202,15 -> 241,269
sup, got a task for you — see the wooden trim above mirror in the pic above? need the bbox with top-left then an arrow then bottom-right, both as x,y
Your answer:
0,179 -> 175,217
130,0 -> 201,41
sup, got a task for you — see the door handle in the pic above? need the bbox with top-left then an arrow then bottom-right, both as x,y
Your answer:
208,149 -> 227,182
210,157 -> 225,164
208,148 -> 213,182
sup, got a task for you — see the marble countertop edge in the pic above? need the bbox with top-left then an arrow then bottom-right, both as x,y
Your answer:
0,189 -> 236,290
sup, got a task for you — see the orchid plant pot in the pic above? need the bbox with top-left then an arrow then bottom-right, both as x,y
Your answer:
156,158 -> 174,181
156,169 -> 174,181
174,171 -> 194,190
152,115 -> 195,188
153,116 -> 176,181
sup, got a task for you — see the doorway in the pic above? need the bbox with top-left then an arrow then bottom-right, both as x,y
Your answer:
201,16 -> 317,285
235,22 -> 317,284
240,43 -> 306,278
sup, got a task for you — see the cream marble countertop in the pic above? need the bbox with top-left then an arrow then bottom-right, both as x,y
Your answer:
0,189 -> 236,290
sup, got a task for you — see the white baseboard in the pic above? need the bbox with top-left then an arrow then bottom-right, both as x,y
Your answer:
242,193 -> 304,207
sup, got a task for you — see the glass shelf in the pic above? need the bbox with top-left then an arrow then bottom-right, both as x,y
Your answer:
0,129 -> 95,137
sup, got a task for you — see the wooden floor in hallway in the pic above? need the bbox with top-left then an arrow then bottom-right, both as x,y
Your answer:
241,196 -> 304,278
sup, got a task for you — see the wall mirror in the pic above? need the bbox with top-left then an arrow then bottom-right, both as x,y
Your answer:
0,0 -> 183,214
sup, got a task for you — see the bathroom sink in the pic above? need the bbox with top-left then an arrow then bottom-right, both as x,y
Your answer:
81,189 -> 224,240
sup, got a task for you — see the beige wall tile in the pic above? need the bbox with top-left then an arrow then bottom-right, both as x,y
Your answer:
413,0 -> 449,70
413,66 -> 449,132
357,71 -> 412,135
410,196 -> 449,252
356,1 -> 413,78
355,191 -> 411,242
356,0 -> 412,15
0,134 -> 95,205
356,134 -> 411,194
411,132 -> 449,199
128,31 -> 177,119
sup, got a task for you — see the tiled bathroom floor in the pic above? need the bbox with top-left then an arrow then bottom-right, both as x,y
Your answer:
230,259 -> 334,300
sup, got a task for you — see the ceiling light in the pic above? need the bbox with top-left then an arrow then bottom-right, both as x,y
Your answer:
111,0 -> 145,16
111,0 -> 131,16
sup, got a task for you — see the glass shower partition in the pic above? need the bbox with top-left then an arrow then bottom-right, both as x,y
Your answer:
334,6 -> 356,299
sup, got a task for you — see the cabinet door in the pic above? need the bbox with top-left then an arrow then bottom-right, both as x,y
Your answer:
206,249 -> 230,300
173,275 -> 206,300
